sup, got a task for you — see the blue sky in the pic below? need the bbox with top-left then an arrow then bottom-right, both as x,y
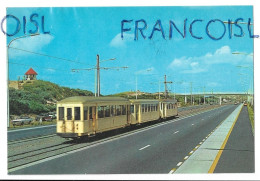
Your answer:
6,6 -> 254,95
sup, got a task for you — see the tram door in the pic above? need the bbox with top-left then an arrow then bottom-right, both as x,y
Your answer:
65,107 -> 73,133
126,105 -> 131,125
135,104 -> 139,123
89,106 -> 96,132
67,108 -> 72,120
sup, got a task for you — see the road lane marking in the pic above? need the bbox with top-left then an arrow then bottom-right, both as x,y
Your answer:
177,162 -> 183,167
191,124 -> 194,126
169,168 -> 176,174
188,151 -> 194,155
139,145 -> 151,151
174,131 -> 179,134
184,156 -> 189,160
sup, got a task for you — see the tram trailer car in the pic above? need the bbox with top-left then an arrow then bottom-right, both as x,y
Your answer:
56,96 -> 178,139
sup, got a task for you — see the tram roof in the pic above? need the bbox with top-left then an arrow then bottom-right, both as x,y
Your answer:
58,96 -> 129,104
160,99 -> 177,103
129,99 -> 159,103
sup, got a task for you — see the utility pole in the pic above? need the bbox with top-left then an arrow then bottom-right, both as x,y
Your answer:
190,82 -> 193,105
136,76 -> 138,99
159,80 -> 161,99
97,54 -> 100,97
203,86 -> 205,104
164,75 -> 172,99
72,54 -> 128,97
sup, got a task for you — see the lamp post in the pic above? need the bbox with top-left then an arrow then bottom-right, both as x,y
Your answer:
233,52 -> 254,106
135,68 -> 152,99
7,33 -> 40,128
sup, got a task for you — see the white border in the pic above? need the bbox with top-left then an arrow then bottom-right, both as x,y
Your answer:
0,0 -> 259,180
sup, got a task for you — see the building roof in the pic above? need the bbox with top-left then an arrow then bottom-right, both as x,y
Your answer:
25,68 -> 38,75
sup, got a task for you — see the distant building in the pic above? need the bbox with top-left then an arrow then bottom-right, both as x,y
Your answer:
25,68 -> 38,80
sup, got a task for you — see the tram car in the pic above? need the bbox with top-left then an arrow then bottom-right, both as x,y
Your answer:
56,96 -> 178,139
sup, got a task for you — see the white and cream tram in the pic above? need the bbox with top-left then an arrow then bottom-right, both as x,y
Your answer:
56,96 -> 178,139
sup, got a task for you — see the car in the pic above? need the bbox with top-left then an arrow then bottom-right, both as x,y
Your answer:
12,116 -> 33,126
36,113 -> 53,122
48,112 -> 57,119
234,102 -> 238,105
244,102 -> 248,106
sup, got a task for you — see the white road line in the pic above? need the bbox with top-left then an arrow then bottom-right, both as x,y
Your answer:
139,145 -> 151,151
191,124 -> 194,126
174,131 -> 179,134
184,156 -> 189,160
169,169 -> 175,174
189,151 -> 194,155
177,162 -> 183,167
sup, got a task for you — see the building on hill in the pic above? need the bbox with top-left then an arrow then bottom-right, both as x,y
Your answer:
25,68 -> 38,80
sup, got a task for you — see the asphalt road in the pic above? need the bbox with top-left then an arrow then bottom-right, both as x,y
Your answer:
10,104 -> 239,174
214,106 -> 254,173
8,125 -> 56,142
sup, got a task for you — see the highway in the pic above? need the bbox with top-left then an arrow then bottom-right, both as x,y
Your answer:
9,104 -> 246,174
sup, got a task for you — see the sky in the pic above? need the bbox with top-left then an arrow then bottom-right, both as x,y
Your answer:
6,6 -> 254,95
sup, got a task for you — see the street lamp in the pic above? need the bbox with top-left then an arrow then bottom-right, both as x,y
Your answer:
7,33 -> 40,128
135,68 -> 153,99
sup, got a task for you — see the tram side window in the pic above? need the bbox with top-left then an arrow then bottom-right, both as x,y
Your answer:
155,104 -> 158,111
130,105 -> 134,113
116,105 -> 121,116
145,104 -> 148,112
105,106 -> 110,117
74,107 -> 81,120
141,104 -> 145,113
111,105 -> 115,116
84,107 -> 88,120
58,107 -> 64,120
151,104 -> 154,112
89,107 -> 93,119
122,105 -> 126,115
98,106 -> 104,118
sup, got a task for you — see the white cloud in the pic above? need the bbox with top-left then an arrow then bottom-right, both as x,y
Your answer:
8,34 -> 54,58
215,45 -> 231,55
109,33 -> 134,48
168,45 -> 253,74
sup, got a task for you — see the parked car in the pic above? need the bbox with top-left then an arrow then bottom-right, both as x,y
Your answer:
48,112 -> 57,119
36,113 -> 53,122
12,116 -> 33,126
